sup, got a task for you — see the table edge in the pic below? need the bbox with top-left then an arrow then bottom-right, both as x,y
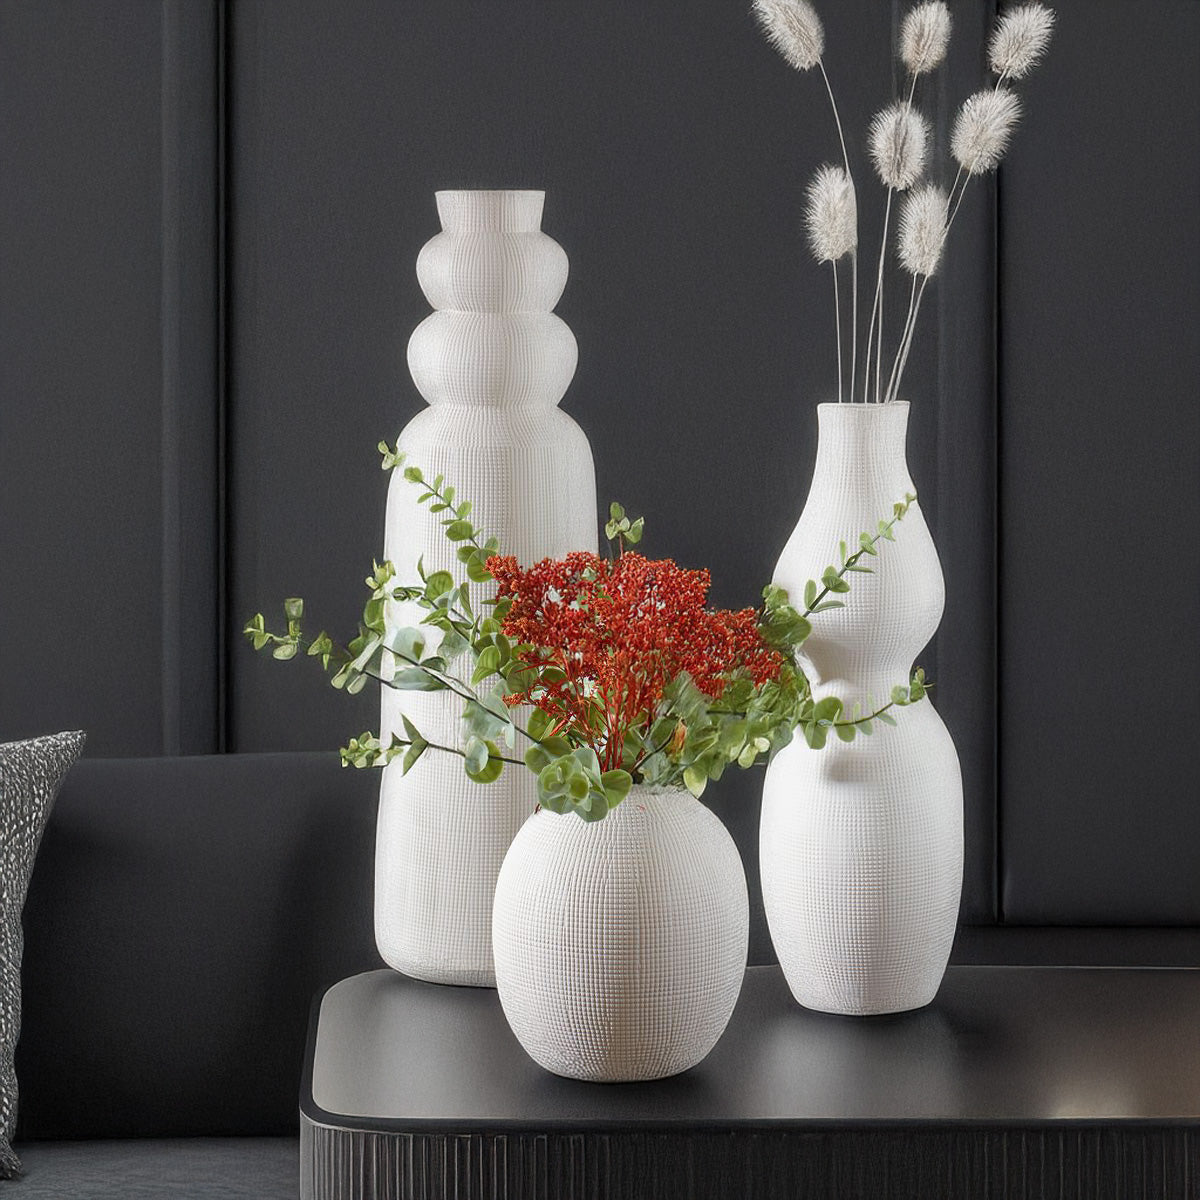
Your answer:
299,971 -> 1200,1136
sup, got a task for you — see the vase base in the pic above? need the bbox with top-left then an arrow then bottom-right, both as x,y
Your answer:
380,959 -> 497,989
796,996 -> 937,1017
535,1062 -> 699,1084
784,978 -> 942,1017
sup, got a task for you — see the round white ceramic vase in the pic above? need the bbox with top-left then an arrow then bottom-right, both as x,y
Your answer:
492,786 -> 749,1081
376,190 -> 597,987
761,401 -> 963,1015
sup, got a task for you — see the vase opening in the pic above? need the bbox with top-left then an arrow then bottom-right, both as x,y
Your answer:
811,399 -> 911,481
815,400 -> 909,413
435,189 -> 546,233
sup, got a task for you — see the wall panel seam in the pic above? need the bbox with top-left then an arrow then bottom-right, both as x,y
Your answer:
217,0 -> 232,754
160,0 -> 182,756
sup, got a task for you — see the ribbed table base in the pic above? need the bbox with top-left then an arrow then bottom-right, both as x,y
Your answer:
301,1118 -> 1198,1200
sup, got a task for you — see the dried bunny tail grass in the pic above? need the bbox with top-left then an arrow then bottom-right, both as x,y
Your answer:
751,0 -> 825,71
898,183 -> 949,277
989,3 -> 1055,80
805,165 -> 857,262
951,87 -> 1023,175
868,102 -> 929,191
900,2 -> 952,76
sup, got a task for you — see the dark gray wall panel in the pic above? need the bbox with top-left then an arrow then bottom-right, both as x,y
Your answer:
161,0 -> 222,754
998,1 -> 1200,922
0,0 -> 220,755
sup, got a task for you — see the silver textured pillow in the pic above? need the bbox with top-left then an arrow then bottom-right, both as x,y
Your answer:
1,731 -> 85,1177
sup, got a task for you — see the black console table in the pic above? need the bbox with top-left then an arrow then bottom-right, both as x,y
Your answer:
300,965 -> 1200,1199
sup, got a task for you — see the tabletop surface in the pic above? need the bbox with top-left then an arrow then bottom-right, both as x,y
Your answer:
303,964 -> 1200,1131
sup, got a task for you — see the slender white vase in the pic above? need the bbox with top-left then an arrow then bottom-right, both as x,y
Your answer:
377,191 -> 597,987
760,401 -> 963,1015
492,786 -> 749,1081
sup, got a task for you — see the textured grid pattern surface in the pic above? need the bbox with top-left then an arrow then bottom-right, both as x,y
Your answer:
377,191 -> 596,986
0,730 -> 84,1177
492,788 -> 749,1082
762,403 -> 963,1014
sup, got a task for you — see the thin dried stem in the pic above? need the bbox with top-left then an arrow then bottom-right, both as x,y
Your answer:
832,261 -> 843,403
819,60 -> 858,402
875,190 -> 892,403
890,274 -> 930,403
863,188 -> 893,404
885,275 -> 919,404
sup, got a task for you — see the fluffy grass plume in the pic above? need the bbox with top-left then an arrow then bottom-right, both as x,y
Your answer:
951,87 -> 1022,174
805,165 -> 857,262
898,183 -> 948,277
989,3 -> 1055,80
900,2 -> 952,76
752,0 -> 825,71
868,102 -> 929,191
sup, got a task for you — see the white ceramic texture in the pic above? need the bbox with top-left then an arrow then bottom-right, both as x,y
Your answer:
377,191 -> 597,987
492,786 -> 749,1081
761,402 -> 963,1016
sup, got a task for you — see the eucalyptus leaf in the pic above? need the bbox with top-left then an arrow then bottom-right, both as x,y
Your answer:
388,667 -> 445,691
466,741 -> 504,784
402,740 -> 427,774
464,736 -> 488,775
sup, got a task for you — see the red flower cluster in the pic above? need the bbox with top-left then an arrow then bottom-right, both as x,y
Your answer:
486,550 -> 784,769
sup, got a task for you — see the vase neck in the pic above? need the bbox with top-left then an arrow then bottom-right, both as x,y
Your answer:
808,402 -> 913,501
435,190 -> 545,233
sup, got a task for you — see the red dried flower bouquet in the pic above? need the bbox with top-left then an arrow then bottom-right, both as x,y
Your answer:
488,549 -> 785,773
246,447 -> 927,821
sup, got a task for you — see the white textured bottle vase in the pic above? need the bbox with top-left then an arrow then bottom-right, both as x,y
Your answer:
761,402 -> 963,1015
377,190 -> 597,987
492,787 -> 749,1081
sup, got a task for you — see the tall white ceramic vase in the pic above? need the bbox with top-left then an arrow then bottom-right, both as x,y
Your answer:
377,190 -> 597,987
492,786 -> 749,1081
760,402 -> 963,1015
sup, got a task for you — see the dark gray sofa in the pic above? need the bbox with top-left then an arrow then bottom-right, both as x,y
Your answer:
13,753 -> 383,1198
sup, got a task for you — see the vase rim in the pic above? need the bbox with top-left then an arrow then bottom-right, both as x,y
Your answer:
816,400 -> 909,411
434,189 -> 546,199
435,189 -> 546,233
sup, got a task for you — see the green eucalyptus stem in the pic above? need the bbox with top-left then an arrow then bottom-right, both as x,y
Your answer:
382,581 -> 475,631
631,728 -> 681,776
313,627 -> 551,748
832,691 -> 920,728
800,493 -> 916,620
355,734 -> 523,770
412,473 -> 487,554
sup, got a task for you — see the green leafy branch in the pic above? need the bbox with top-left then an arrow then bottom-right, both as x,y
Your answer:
246,451 -> 927,815
801,491 -> 917,618
757,491 -> 917,657
800,667 -> 929,749
381,440 -> 499,585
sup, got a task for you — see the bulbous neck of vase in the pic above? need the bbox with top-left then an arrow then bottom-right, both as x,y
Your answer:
435,189 -> 545,233
776,399 -> 943,711
808,401 -> 913,504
